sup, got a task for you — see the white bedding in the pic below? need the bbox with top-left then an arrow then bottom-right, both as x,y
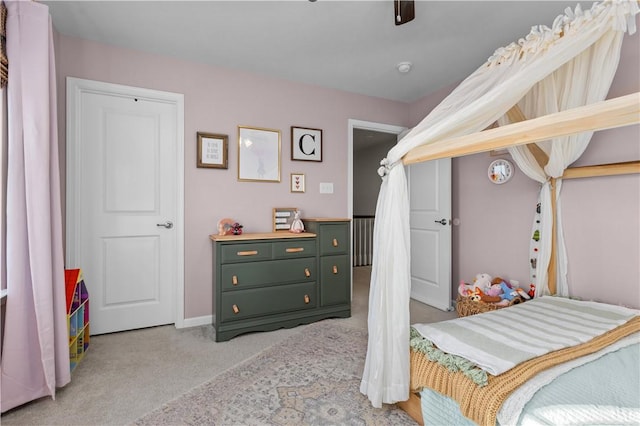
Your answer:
412,296 -> 638,376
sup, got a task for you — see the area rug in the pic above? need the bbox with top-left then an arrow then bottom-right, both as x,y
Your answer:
133,320 -> 417,425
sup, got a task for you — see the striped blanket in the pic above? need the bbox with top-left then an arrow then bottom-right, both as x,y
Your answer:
412,296 -> 638,376
410,300 -> 640,426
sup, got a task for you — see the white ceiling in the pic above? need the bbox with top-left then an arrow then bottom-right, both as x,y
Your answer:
42,0 -> 591,103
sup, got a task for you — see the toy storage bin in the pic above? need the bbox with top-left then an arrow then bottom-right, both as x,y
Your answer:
455,295 -> 523,317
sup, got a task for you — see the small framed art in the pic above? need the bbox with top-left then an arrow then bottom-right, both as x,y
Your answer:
197,132 -> 228,169
290,173 -> 305,193
291,126 -> 322,162
238,126 -> 281,182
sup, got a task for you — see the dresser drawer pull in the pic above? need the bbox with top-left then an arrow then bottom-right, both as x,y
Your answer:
304,268 -> 311,277
332,238 -> 339,247
232,275 -> 238,285
232,304 -> 240,314
286,247 -> 305,253
237,250 -> 258,256
333,265 -> 338,274
304,295 -> 310,304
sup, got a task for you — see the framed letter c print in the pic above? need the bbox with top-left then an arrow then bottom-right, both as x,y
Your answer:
291,126 -> 322,162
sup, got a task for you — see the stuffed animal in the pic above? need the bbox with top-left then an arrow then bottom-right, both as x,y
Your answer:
473,273 -> 493,292
515,288 -> 531,300
231,222 -> 243,235
492,277 -> 512,288
499,282 -> 518,300
486,282 -> 503,297
458,281 -> 475,297
490,277 -> 532,301
472,286 -> 502,303
528,284 -> 536,298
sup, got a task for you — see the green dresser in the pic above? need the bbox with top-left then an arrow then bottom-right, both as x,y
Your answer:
211,223 -> 350,341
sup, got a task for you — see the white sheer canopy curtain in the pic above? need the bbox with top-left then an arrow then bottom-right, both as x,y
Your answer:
1,0 -> 70,413
360,0 -> 639,408
505,24 -> 628,297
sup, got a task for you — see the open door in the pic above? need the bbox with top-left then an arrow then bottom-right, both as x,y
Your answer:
408,158 -> 452,311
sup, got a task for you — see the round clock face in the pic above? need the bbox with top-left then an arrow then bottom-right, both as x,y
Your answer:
488,159 -> 514,184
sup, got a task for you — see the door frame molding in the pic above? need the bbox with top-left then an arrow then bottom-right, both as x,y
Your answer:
66,77 -> 186,329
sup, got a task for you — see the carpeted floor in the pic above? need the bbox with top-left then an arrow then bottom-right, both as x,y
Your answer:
133,320 -> 417,426
1,267 -> 455,425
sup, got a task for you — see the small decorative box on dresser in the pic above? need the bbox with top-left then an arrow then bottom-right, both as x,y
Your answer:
210,224 -> 351,342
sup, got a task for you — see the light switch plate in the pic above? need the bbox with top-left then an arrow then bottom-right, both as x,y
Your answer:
319,182 -> 334,194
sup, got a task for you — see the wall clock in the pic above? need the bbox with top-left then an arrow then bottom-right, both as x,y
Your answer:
488,159 -> 514,184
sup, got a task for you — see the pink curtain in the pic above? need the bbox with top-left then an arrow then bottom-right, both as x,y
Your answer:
1,0 -> 70,413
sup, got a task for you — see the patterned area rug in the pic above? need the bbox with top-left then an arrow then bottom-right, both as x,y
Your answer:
134,320 -> 416,425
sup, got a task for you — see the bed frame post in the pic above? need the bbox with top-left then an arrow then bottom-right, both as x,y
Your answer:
548,177 -> 557,295
398,393 -> 424,425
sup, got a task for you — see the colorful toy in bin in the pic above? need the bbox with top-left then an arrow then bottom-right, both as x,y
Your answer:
65,269 -> 90,372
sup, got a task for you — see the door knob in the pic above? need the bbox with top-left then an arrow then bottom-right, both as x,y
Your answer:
156,221 -> 173,229
434,219 -> 448,225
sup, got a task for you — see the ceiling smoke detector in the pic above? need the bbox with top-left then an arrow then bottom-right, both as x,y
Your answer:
396,62 -> 412,73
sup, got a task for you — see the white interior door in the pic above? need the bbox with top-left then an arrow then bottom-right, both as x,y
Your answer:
67,78 -> 184,334
408,158 -> 452,311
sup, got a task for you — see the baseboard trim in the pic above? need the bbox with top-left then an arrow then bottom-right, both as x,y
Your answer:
178,315 -> 213,328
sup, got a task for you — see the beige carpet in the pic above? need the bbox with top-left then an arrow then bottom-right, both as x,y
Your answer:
1,267 -> 455,425
133,320 -> 416,426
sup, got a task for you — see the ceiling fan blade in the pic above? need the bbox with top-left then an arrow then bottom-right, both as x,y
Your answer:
394,0 -> 415,26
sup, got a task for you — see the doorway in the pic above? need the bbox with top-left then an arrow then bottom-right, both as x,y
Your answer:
348,120 -> 452,311
347,120 -> 405,298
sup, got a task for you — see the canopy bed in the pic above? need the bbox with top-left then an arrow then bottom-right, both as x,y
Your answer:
359,0 -> 640,424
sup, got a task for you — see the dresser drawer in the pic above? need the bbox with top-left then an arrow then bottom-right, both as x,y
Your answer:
220,258 -> 316,291
320,255 -> 350,306
318,224 -> 349,255
272,239 -> 316,259
221,242 -> 272,263
220,282 -> 317,322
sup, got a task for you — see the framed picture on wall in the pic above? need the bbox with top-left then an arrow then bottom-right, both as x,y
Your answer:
290,173 -> 305,193
238,126 -> 281,182
197,132 -> 228,169
291,126 -> 322,162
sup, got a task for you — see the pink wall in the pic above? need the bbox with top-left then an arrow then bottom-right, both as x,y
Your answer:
561,31 -> 640,307
54,35 -> 411,319
54,28 -> 639,320
409,31 -> 639,308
